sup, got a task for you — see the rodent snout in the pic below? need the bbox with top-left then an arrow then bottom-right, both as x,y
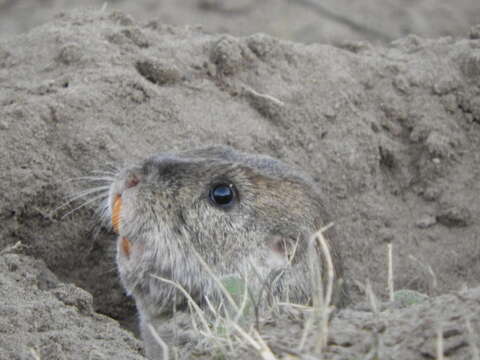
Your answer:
110,170 -> 142,259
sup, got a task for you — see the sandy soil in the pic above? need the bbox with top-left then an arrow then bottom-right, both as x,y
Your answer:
0,5 -> 479,360
0,252 -> 144,359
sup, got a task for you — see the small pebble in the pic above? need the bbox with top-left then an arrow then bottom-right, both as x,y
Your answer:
136,60 -> 181,85
210,36 -> 246,75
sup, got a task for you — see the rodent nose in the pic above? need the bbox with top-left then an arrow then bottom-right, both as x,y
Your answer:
126,173 -> 140,189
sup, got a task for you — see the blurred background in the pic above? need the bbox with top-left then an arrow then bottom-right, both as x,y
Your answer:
1,0 -> 479,44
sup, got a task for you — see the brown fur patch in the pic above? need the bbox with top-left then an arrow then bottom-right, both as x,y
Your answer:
121,237 -> 131,257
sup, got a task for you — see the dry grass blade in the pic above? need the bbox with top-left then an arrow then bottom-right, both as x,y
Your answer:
147,323 -> 169,360
276,302 -> 312,311
465,317 -> 480,360
242,85 -> 285,107
365,279 -> 379,314
253,331 -> 278,360
361,279 -> 384,359
436,324 -> 444,360
313,224 -> 335,353
232,272 -> 251,325
230,322 -> 277,360
203,297 -> 234,353
299,223 -> 334,353
191,248 -> 278,360
190,248 -> 240,313
387,242 -> 394,302
29,349 -> 41,360
408,254 -> 438,292
314,224 -> 335,309
298,313 -> 315,351
150,274 -> 212,336
299,239 -> 322,351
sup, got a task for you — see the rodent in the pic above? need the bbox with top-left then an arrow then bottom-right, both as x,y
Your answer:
103,145 -> 347,358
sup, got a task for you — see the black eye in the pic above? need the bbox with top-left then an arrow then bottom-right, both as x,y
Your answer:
209,183 -> 236,208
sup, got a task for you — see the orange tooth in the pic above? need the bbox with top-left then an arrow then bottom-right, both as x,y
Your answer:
112,194 -> 122,234
121,237 -> 131,257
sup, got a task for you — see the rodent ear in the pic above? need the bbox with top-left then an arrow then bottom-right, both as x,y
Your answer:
266,235 -> 300,263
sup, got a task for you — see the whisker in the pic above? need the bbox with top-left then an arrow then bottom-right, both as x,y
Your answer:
94,197 -> 114,231
61,193 -> 110,219
66,176 -> 115,183
92,169 -> 117,174
91,164 -> 120,175
95,196 -> 110,212
65,185 -> 111,200
53,186 -> 111,215
55,165 -> 121,229
96,200 -> 111,220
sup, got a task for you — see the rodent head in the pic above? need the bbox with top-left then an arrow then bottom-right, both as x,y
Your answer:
104,146 -> 345,318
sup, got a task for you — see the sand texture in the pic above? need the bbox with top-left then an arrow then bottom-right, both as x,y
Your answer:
0,253 -> 144,359
0,8 -> 479,360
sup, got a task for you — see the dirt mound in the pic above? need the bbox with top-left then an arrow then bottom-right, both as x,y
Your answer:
0,252 -> 144,359
264,288 -> 480,360
0,9 -> 479,359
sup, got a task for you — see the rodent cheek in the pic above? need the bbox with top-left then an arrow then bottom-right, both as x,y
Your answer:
118,236 -> 145,261
120,237 -> 131,258
264,248 -> 289,269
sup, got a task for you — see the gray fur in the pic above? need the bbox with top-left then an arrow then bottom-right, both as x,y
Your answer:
102,146 -> 347,359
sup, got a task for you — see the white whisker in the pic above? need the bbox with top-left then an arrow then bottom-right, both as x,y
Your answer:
67,176 -> 115,183
61,193 -> 110,219
91,165 -> 120,176
65,186 -> 111,200
53,186 -> 111,214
